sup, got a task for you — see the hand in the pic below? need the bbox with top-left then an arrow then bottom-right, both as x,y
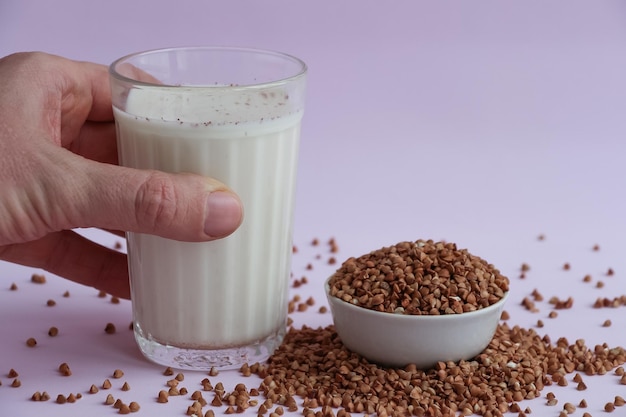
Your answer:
0,52 -> 243,299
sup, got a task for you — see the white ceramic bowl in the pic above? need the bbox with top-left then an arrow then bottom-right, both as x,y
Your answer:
325,279 -> 508,368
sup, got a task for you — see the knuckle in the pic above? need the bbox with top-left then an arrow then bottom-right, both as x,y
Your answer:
135,172 -> 179,231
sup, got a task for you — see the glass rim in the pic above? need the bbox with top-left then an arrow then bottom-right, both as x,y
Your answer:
109,45 -> 307,89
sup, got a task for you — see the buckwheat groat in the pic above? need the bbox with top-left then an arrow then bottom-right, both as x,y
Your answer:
328,239 -> 509,315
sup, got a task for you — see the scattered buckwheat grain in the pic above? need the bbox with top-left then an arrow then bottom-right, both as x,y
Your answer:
157,390 -> 169,403
58,362 -> 71,376
255,322 -> 626,417
31,274 -> 46,284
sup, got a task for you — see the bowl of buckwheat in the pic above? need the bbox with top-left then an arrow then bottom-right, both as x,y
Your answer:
325,239 -> 509,368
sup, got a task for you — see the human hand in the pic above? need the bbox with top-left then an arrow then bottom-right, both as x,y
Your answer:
0,52 -> 243,299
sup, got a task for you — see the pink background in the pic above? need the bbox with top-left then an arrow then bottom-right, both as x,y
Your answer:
2,1 -> 626,416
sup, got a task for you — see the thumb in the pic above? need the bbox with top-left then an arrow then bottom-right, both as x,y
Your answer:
71,158 -> 244,241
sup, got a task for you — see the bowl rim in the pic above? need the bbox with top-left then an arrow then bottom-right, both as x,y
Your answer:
324,276 -> 509,322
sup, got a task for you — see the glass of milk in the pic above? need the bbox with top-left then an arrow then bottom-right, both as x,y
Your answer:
109,47 -> 307,370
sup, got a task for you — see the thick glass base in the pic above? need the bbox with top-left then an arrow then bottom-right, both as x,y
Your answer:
134,326 -> 286,371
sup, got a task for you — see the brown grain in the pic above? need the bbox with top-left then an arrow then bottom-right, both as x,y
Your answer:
157,390 -> 169,403
327,239 -> 509,316
31,391 -> 49,401
31,273 -> 46,284
58,362 -> 71,376
254,322 -> 626,417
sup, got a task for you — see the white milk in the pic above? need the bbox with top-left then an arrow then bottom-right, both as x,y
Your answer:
114,87 -> 301,357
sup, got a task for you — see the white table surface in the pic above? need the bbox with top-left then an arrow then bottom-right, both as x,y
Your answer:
2,1 -> 626,416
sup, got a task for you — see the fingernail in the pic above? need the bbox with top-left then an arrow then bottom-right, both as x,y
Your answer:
205,191 -> 243,238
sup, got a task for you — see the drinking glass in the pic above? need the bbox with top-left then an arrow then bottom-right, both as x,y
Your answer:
109,46 -> 307,370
